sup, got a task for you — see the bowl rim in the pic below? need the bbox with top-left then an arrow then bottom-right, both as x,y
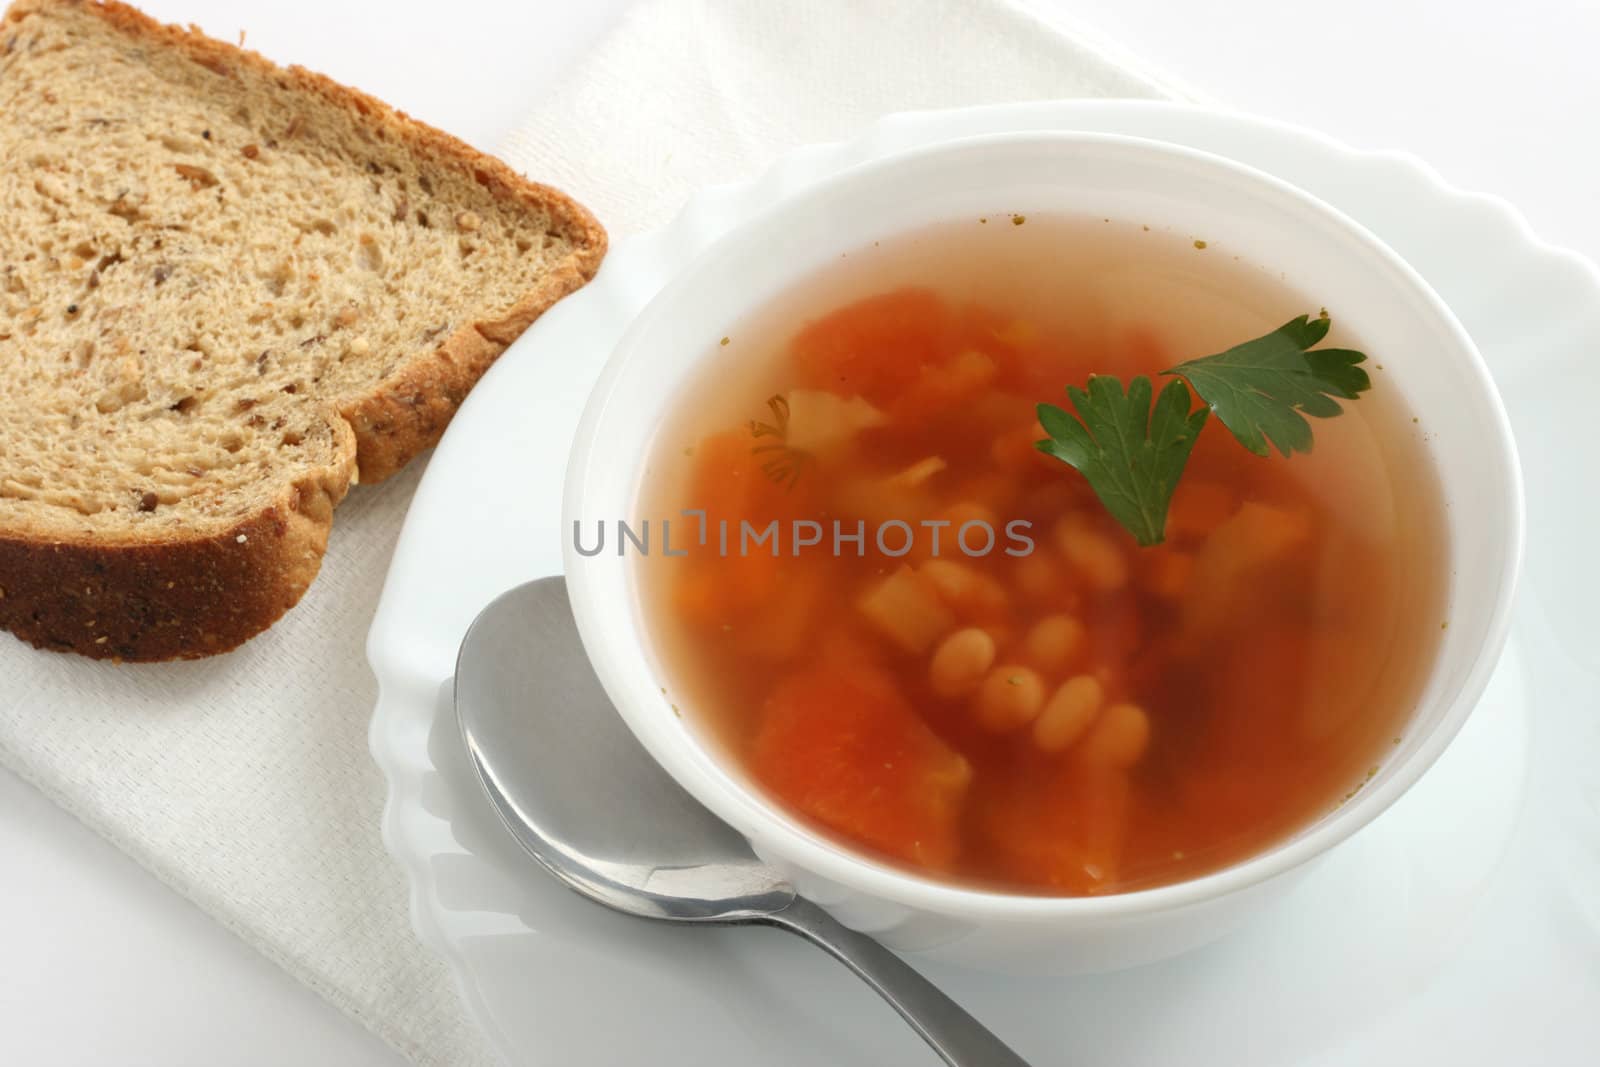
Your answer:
562,128 -> 1526,921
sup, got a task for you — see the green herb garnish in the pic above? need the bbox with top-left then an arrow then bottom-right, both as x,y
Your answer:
1165,314 -> 1370,457
748,393 -> 809,489
1036,377 -> 1208,547
1036,314 -> 1370,546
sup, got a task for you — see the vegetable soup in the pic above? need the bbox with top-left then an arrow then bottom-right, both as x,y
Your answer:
633,215 -> 1447,895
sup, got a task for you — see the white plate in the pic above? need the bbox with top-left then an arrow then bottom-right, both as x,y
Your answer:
368,101 -> 1600,1066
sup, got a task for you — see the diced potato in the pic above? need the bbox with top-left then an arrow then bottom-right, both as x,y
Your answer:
938,499 -> 1000,536
783,389 -> 887,454
885,455 -> 948,490
857,565 -> 956,653
833,477 -> 933,530
752,665 -> 972,869
991,318 -> 1038,349
1033,674 -> 1102,753
894,348 -> 999,419
929,627 -> 997,699
830,459 -> 950,532
974,664 -> 1046,732
919,559 -> 1009,620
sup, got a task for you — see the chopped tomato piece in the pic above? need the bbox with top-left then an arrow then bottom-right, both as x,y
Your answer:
751,666 -> 972,869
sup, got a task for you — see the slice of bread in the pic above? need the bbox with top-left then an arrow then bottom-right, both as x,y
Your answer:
0,0 -> 605,660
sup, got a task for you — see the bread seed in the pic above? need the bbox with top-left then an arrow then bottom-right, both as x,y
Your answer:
138,491 -> 157,511
173,163 -> 218,188
456,211 -> 481,232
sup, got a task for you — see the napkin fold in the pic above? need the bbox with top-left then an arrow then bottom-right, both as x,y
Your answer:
501,0 -> 1182,236
0,2 -> 1173,1063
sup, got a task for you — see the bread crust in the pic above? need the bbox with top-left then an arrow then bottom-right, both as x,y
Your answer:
0,432 -> 353,661
0,0 -> 606,660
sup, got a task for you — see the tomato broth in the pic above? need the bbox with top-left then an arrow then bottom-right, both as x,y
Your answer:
633,215 -> 1447,895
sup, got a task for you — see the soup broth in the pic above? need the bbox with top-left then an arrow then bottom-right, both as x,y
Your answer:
634,215 -> 1447,895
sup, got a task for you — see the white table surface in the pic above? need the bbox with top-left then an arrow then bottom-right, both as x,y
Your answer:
2,1 -> 1595,1064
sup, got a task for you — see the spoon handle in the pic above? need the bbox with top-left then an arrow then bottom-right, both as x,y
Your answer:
766,897 -> 1033,1067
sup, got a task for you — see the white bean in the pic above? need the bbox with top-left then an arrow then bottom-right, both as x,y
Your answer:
974,665 -> 1046,732
1055,515 -> 1128,591
1022,614 -> 1084,673
930,628 -> 997,699
1032,674 -> 1103,752
1078,702 -> 1151,769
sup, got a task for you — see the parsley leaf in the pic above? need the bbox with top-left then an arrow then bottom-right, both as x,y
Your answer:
1035,376 -> 1210,547
1163,314 -> 1370,457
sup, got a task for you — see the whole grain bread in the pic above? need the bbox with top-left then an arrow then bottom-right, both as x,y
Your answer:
0,0 -> 605,660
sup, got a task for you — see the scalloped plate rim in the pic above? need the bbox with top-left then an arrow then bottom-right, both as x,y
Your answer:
367,99 -> 1599,1064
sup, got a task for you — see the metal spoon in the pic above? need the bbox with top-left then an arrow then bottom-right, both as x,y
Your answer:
455,577 -> 1032,1067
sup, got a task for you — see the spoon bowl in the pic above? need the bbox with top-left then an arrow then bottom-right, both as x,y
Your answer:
455,577 -> 1031,1066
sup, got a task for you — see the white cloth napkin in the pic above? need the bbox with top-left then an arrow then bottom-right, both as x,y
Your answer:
0,2 -> 1173,1064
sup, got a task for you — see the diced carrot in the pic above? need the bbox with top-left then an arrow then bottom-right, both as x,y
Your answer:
726,561 -> 829,664
990,419 -> 1063,475
981,766 -> 1131,893
689,430 -> 806,529
673,547 -> 784,627
967,390 -> 1037,437
790,288 -> 953,403
751,665 -> 972,869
